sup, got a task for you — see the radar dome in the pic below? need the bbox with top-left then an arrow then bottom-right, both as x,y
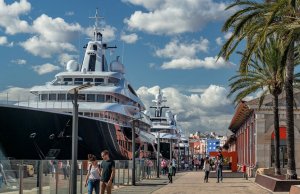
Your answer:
66,60 -> 78,72
110,56 -> 125,74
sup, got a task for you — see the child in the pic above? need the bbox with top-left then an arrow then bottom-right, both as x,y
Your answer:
168,163 -> 173,183
203,157 -> 210,183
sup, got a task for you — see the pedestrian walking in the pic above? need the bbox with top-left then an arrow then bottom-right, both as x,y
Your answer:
100,150 -> 115,194
85,154 -> 101,194
215,151 -> 224,183
200,157 -> 204,170
146,158 -> 153,179
62,160 -> 69,180
168,163 -> 173,183
203,157 -> 210,183
161,159 -> 167,175
171,158 -> 176,176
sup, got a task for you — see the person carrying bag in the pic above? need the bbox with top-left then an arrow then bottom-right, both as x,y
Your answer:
85,154 -> 101,194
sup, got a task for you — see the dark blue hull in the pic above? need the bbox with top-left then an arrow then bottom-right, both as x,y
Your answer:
0,105 -> 127,160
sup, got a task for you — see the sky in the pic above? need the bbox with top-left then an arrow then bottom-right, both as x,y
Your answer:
0,0 -> 244,135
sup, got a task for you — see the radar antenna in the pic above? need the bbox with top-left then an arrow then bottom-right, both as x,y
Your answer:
89,8 -> 104,41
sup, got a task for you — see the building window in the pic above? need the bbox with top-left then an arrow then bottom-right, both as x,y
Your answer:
49,94 -> 56,101
58,94 -> 66,101
87,94 -> 95,102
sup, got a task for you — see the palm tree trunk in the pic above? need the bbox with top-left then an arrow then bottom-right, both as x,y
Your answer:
285,40 -> 297,179
273,94 -> 281,175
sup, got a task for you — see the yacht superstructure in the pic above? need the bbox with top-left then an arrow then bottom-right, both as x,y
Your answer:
150,89 -> 180,160
0,9 -> 155,160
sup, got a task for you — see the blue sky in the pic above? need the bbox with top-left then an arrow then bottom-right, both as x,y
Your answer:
0,0 -> 242,134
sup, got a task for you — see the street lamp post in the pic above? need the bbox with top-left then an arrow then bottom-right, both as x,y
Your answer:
71,89 -> 79,194
132,120 -> 136,186
69,83 -> 92,194
156,132 -> 160,178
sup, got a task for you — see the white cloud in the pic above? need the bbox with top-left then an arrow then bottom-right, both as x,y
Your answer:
58,53 -> 79,67
137,85 -> 233,133
122,0 -> 162,10
0,87 -> 34,102
85,25 -> 117,42
0,0 -> 32,34
161,56 -> 234,70
32,63 -> 60,75
20,36 -> 76,58
216,37 -> 223,46
216,31 -> 233,46
11,59 -> 27,65
65,11 -> 75,16
124,0 -> 232,35
120,32 -> 138,44
0,36 -> 8,45
155,38 -> 209,59
224,31 -> 233,40
32,14 -> 82,42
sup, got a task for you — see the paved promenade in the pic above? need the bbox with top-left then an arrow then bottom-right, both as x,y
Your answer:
114,171 -> 289,194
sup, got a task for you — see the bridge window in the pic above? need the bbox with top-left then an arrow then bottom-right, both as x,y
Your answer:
78,94 -> 85,101
96,94 -> 105,102
58,94 -> 66,101
108,77 -> 119,85
87,94 -> 95,102
74,78 -> 83,85
84,78 -> 93,83
41,94 -> 48,101
49,94 -> 57,101
95,78 -> 104,86
63,78 -> 73,85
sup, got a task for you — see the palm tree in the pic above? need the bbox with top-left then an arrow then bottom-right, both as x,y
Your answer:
219,0 -> 300,179
229,37 -> 290,175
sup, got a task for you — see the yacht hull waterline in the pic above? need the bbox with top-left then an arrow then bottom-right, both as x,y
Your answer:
0,104 -> 133,160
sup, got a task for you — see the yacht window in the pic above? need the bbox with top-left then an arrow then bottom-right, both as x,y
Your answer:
58,94 -> 66,101
79,112 -> 83,115
88,54 -> 96,71
92,45 -> 97,51
84,112 -> 91,117
87,94 -> 95,102
49,94 -> 57,101
74,78 -> 83,85
106,95 -> 111,102
63,78 -> 73,85
94,112 -> 100,117
78,94 -> 86,101
96,94 -> 105,102
84,78 -> 93,83
67,94 -> 74,101
41,94 -> 48,101
108,77 -> 119,85
95,78 -> 104,86
128,84 -> 137,96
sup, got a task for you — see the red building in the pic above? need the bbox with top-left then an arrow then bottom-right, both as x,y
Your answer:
227,93 -> 300,176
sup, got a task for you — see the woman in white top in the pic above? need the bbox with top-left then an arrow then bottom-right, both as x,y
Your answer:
203,157 -> 211,183
85,154 -> 101,194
